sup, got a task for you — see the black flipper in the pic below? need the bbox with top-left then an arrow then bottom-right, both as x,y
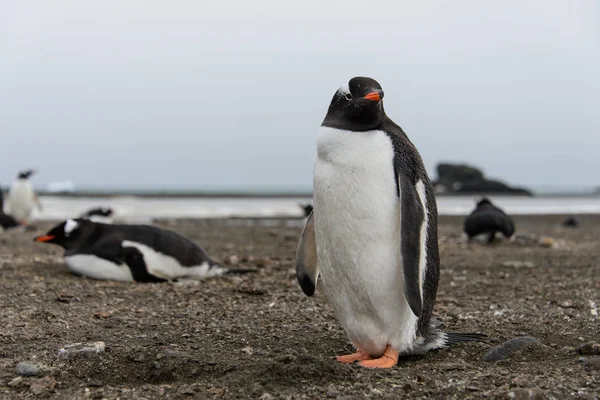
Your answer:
295,210 -> 319,296
122,246 -> 167,283
398,174 -> 425,317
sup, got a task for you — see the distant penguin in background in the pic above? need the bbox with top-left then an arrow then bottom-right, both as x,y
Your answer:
5,170 -> 41,224
34,218 -> 256,282
562,216 -> 579,228
0,184 -> 19,231
299,203 -> 313,218
296,77 -> 486,369
464,198 -> 515,244
80,207 -> 114,224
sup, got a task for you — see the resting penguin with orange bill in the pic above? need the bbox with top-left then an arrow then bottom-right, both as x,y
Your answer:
34,218 -> 256,282
296,77 -> 486,368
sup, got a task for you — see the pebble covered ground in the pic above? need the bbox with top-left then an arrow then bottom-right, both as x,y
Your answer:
0,215 -> 598,399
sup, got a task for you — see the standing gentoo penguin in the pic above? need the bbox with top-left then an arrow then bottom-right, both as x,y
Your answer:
34,218 -> 256,282
296,77 -> 485,368
464,197 -> 515,243
80,207 -> 114,224
5,170 -> 41,225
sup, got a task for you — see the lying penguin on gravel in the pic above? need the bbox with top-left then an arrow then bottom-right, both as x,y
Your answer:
34,218 -> 255,282
464,198 -> 515,244
296,77 -> 486,369
80,207 -> 114,224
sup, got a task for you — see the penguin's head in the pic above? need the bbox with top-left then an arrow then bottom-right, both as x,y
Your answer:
322,76 -> 386,131
34,218 -> 91,249
299,203 -> 313,217
85,207 -> 114,218
17,170 -> 36,180
475,197 -> 493,208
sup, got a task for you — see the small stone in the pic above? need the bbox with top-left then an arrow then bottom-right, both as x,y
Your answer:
29,376 -> 57,395
56,293 -> 76,303
226,255 -> 240,266
561,346 -> 576,354
326,386 -> 340,398
207,387 -> 225,396
502,261 -> 536,268
512,376 -> 533,388
163,349 -> 191,359
8,377 -> 23,387
507,387 -> 547,399
241,346 -> 254,355
58,341 -> 106,358
583,357 -> 600,370
440,362 -> 468,371
483,336 -> 540,362
538,237 -> 555,248
179,387 -> 195,395
16,362 -> 41,376
559,300 -> 576,309
133,354 -> 145,363
260,393 -> 274,400
577,342 -> 600,355
153,361 -> 161,369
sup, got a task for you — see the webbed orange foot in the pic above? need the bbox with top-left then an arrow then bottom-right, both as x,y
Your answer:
358,345 -> 398,368
335,350 -> 372,364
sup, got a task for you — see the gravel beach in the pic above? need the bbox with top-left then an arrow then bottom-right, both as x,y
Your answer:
0,215 -> 599,399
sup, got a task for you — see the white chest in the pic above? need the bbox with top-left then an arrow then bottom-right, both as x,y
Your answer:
65,254 -> 134,281
313,127 -> 398,253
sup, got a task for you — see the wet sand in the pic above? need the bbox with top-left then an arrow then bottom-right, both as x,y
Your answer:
0,215 -> 599,399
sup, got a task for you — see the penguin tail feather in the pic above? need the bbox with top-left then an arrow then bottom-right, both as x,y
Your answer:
224,268 -> 258,275
445,332 -> 489,345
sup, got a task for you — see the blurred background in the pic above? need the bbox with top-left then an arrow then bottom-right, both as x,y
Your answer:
1,0 -> 598,219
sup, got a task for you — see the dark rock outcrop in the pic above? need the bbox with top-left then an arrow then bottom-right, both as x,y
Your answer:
433,163 -> 532,196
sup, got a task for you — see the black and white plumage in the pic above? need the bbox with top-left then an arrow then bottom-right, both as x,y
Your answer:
0,185 -> 19,231
34,218 -> 255,282
5,169 -> 40,224
562,216 -> 579,228
464,198 -> 515,243
299,203 -> 313,218
80,207 -> 114,224
296,77 -> 485,368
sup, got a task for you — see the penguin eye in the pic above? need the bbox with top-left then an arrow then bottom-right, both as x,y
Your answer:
344,93 -> 353,101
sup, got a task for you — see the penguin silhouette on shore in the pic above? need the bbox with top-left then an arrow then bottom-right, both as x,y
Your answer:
464,198 -> 515,244
296,77 -> 486,369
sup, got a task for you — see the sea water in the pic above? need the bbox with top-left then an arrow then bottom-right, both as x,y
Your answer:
32,195 -> 600,221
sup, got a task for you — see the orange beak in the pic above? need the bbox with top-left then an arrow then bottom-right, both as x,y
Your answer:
364,91 -> 383,101
35,235 -> 55,242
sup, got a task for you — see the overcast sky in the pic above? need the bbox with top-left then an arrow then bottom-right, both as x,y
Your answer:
1,1 -> 598,191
